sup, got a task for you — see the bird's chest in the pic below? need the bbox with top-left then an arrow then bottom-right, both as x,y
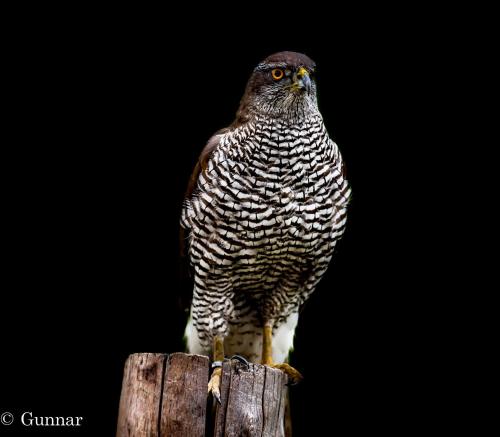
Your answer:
208,139 -> 336,255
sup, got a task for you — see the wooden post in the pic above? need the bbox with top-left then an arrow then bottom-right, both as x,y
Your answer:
160,353 -> 209,436
116,353 -> 288,437
116,353 -> 166,437
214,360 -> 287,437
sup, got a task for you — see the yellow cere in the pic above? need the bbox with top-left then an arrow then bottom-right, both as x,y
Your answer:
297,67 -> 309,78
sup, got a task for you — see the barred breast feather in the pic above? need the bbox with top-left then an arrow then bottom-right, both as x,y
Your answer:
181,112 -> 350,362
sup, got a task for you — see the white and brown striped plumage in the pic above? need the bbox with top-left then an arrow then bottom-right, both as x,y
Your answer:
181,52 -> 350,364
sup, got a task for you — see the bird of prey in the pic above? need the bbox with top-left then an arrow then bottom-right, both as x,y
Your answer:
180,51 -> 350,402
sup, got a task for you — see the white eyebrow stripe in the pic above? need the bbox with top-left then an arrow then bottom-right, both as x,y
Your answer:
254,62 -> 288,71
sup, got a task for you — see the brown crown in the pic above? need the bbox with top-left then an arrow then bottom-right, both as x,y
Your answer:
260,51 -> 316,69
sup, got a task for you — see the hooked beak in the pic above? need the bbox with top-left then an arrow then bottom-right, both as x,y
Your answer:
293,67 -> 312,92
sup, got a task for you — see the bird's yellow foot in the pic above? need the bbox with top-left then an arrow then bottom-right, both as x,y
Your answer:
209,335 -> 225,404
207,366 -> 222,404
261,324 -> 303,385
267,363 -> 303,385
208,355 -> 248,404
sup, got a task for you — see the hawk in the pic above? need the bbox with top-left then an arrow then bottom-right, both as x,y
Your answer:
180,51 -> 350,401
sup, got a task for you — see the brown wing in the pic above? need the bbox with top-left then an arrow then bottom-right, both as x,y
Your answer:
183,131 -> 226,202
178,130 -> 227,313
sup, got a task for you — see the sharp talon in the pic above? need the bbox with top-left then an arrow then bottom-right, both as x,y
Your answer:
230,354 -> 250,369
208,367 -> 222,404
268,363 -> 303,386
213,389 -> 221,404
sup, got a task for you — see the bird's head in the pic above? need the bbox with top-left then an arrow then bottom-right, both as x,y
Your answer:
236,51 -> 318,122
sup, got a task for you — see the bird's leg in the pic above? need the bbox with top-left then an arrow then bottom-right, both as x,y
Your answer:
208,335 -> 224,404
262,323 -> 274,365
261,321 -> 303,385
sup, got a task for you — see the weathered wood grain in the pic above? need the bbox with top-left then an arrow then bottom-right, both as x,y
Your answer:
213,360 -> 287,437
116,353 -> 166,437
160,353 -> 209,437
117,353 -> 289,437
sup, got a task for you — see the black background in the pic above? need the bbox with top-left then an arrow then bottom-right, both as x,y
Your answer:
0,8 -> 456,436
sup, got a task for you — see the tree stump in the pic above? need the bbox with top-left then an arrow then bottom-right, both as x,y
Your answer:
116,353 -> 288,437
214,360 -> 287,437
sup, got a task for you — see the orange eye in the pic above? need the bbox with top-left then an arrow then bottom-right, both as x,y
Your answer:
271,68 -> 284,80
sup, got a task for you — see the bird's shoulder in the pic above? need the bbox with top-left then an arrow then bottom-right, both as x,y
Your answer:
184,128 -> 230,201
